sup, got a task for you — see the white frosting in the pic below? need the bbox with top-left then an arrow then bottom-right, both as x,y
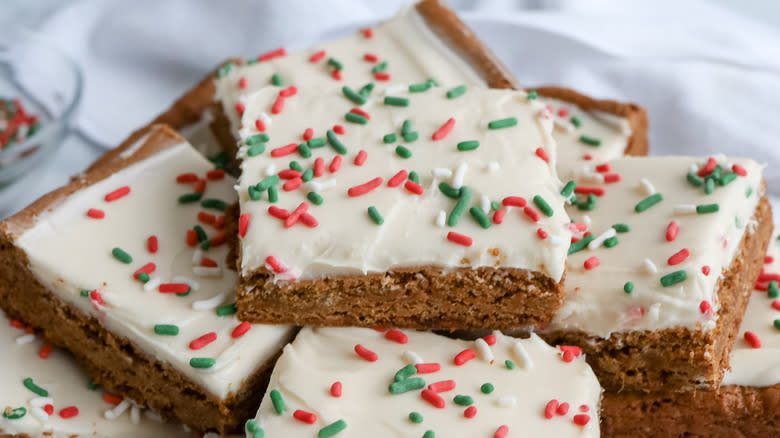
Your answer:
236,86 -> 572,281
214,6 -> 487,137
550,156 -> 764,337
722,228 -> 780,387
0,311 -> 189,437
15,139 -> 295,399
249,327 -> 601,437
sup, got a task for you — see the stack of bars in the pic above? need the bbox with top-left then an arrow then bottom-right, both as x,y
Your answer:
0,1 -> 776,437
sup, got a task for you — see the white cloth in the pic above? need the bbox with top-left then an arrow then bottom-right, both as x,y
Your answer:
2,0 -> 780,218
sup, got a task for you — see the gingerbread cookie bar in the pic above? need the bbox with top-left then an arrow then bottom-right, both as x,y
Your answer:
541,155 -> 772,393
0,125 -> 296,435
245,327 -> 601,438
601,229 -> 780,437
233,86 -> 572,330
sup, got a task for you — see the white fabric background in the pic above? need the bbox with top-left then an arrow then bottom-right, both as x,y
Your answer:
1,0 -> 779,218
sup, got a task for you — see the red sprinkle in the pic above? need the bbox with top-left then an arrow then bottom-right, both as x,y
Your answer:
293,409 -> 317,424
502,196 -> 526,207
580,404 -> 590,413
314,157 -> 325,177
732,164 -> 747,176
333,125 -> 345,135
279,86 -> 297,97
556,402 -> 570,415
265,256 -> 287,274
432,117 -> 455,141
238,77 -> 247,89
147,235 -> 158,253
604,173 -> 621,183
428,380 -> 456,393
89,290 -> 105,306
239,213 -> 251,237
43,404 -> 54,415
700,300 -> 713,317
523,206 -> 541,222
105,186 -> 130,202
176,173 -> 198,183
558,108 -> 569,117
464,406 -> 477,418
300,213 -> 318,228
330,381 -> 342,397
215,216 -> 225,230
9,320 -> 24,329
194,179 -> 207,194
364,53 -> 379,62
200,257 -> 217,268
255,119 -> 266,132
354,150 -> 368,166
271,95 -> 285,114
268,206 -> 290,220
210,232 -> 227,248
483,334 -> 497,345
765,256 -> 774,264
493,209 -> 505,224
329,155 -> 342,173
772,300 -> 780,311
447,231 -> 472,247
189,332 -> 217,350
583,154 -> 593,161
535,147 -> 549,163
198,212 -> 217,225
453,349 -> 476,366
133,262 -> 156,279
354,344 -> 378,362
544,400 -> 559,419
350,107 -> 371,120
404,180 -> 424,195
596,163 -> 611,172
668,248 -> 690,265
388,170 -> 407,187
415,363 -> 441,373
573,414 -> 591,426
584,257 -> 599,270
332,69 -> 342,81
38,344 -> 52,359
666,221 -> 679,242
362,28 -> 374,38
271,143 -> 299,157
744,331 -> 761,348
235,102 -> 245,115
283,177 -> 303,191
758,273 -> 780,282
309,50 -> 326,63
186,230 -> 197,247
537,228 -> 549,239
302,128 -> 314,141
348,177 -> 384,197
104,394 -> 123,406
278,169 -> 302,180
385,330 -> 408,344
257,47 -> 287,62
87,208 -> 105,219
59,406 -> 79,419
421,389 -> 445,409
206,169 -> 225,181
374,72 -> 391,81
574,186 -> 605,196
284,202 -> 309,228
702,265 -> 711,276
231,321 -> 251,339
698,157 -> 717,177
158,283 -> 189,294
494,425 -> 509,438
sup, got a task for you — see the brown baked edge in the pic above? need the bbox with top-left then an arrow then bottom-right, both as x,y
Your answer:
601,383 -> 780,437
540,193 -> 772,393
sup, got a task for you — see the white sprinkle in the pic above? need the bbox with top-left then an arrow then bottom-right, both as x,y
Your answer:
30,397 -> 54,408
233,184 -> 241,192
431,168 -> 452,179
582,215 -> 592,227
512,340 -> 533,369
481,195 -> 491,215
31,406 -> 49,422
259,112 -> 271,128
192,248 -> 204,266
673,204 -> 697,215
474,338 -> 494,363
548,235 -> 563,246
486,161 -> 500,172
130,405 -> 141,425
497,396 -> 517,408
192,292 -> 227,311
435,210 -> 446,228
305,179 -> 337,192
553,118 -> 572,133
647,303 -> 661,322
639,178 -> 656,196
264,164 -> 277,176
403,350 -> 424,365
588,228 -> 617,250
689,164 -> 699,174
193,266 -> 223,278
643,258 -> 658,274
713,153 -> 727,163
385,84 -> 406,95
143,277 -> 161,292
580,172 -> 605,184
452,162 -> 468,189
172,276 -> 200,291
15,334 -> 35,345
105,400 -> 131,420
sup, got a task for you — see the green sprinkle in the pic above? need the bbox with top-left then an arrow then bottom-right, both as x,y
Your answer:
307,192 -> 323,205
487,117 -> 518,130
248,186 -> 261,201
389,377 -> 426,394
768,281 -> 779,298
270,73 -> 282,86
457,140 -> 480,151
194,225 -> 208,243
612,223 -> 631,233
153,324 -> 179,336
289,161 -> 303,171
469,206 -> 491,229
246,419 -> 264,438
718,172 -> 737,186
697,203 -> 720,214
526,89 -> 538,100
394,364 -> 417,382
308,137 -> 327,148
454,394 -> 474,406
747,187 -> 753,198
774,319 -> 780,331
368,206 -> 384,225
177,285 -> 192,296
427,78 -> 438,87
401,120 -> 413,134
319,419 -> 347,438
603,236 -> 619,248
298,143 -> 312,158
570,116 -> 582,128
660,270 -> 688,287
408,171 -> 420,184
359,82 -> 375,97
327,58 -> 343,70
481,383 -> 494,394
505,360 -> 516,370
711,165 -> 722,180
579,135 -> 602,146
216,62 -> 233,78
568,234 -> 595,255
138,272 -> 150,283
491,201 -> 500,211
302,168 -> 314,182
246,133 -> 269,145
87,379 -> 99,390
327,130 -> 347,155
3,407 -> 26,420
178,193 -> 202,204
256,175 -> 279,191
687,172 -> 703,187
561,180 -> 576,197
704,177 -> 715,194
215,303 -> 237,316
447,186 -> 471,227
383,133 -> 397,144
270,389 -> 286,414
395,145 -> 412,159
624,282 -> 634,294
342,86 -> 366,105
112,247 -> 132,264
635,193 -> 663,212
402,131 -> 419,142
267,186 -> 278,203
80,289 -> 90,297
345,112 -> 368,124
384,96 -> 410,107
533,195 -> 554,217
371,61 -> 387,74
247,144 -> 266,157
423,431 -> 435,438
446,85 -> 466,99
189,358 -> 216,369
409,412 -> 423,423
438,182 -> 461,199
23,377 -> 48,397
409,83 -> 430,93
201,199 -> 228,211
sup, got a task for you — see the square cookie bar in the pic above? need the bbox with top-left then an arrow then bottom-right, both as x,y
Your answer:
245,327 -> 601,438
233,86 -> 572,330
543,155 -> 772,392
0,125 -> 296,435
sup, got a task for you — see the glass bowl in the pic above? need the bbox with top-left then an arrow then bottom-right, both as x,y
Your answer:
0,24 -> 82,187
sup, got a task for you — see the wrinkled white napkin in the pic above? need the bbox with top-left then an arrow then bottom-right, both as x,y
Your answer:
3,0 -> 780,217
